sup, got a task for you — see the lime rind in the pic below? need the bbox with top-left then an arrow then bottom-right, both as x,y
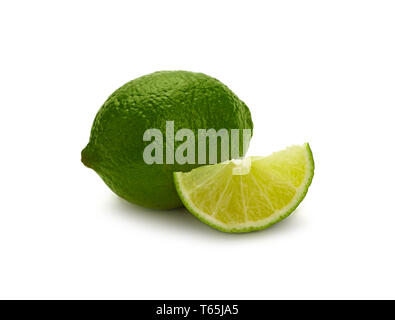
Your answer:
173,143 -> 315,233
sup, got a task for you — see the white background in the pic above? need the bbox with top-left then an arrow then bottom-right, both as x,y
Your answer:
1,1 -> 394,299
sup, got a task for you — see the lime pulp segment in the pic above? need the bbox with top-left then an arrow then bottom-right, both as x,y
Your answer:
173,143 -> 314,233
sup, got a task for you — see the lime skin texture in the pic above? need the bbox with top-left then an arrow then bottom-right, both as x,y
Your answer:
81,71 -> 253,209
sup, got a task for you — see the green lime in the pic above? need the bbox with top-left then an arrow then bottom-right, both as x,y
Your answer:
173,143 -> 314,232
82,71 -> 253,209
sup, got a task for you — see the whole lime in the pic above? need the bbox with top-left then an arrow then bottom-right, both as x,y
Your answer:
82,71 -> 253,209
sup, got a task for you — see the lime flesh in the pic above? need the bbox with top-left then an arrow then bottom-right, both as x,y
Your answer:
173,143 -> 314,233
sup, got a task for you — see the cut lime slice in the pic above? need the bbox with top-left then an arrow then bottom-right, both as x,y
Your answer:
173,143 -> 314,233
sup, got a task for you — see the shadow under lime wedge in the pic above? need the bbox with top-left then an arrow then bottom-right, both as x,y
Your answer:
173,143 -> 314,233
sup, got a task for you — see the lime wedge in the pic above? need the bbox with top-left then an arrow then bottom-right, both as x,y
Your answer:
173,143 -> 314,233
